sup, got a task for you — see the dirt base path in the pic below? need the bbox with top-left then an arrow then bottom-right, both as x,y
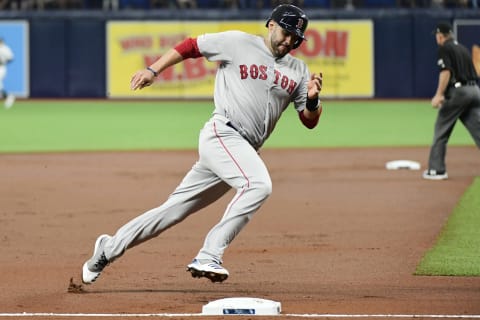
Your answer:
1,146 -> 479,318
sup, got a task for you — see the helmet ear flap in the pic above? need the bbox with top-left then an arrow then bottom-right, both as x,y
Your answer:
293,38 -> 303,49
265,19 -> 272,28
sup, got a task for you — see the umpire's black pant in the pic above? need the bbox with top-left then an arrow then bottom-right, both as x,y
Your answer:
428,84 -> 480,173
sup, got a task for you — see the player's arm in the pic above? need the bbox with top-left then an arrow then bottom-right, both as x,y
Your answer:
130,38 -> 202,91
431,69 -> 450,108
299,72 -> 323,129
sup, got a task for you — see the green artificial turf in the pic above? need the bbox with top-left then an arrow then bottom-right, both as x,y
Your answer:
0,99 -> 474,153
415,177 -> 480,276
0,100 -> 212,152
1,99 -> 478,276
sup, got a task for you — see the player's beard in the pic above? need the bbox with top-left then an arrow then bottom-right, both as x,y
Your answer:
269,36 -> 292,58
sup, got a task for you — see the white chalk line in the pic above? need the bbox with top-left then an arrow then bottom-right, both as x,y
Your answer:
1,313 -> 480,318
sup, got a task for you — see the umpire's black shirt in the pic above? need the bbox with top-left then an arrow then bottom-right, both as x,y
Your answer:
438,39 -> 478,96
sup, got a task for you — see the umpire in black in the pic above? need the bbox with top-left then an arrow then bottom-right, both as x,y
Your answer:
424,22 -> 480,180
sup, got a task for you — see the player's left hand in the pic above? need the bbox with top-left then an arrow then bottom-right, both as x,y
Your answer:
130,69 -> 155,91
307,72 -> 323,99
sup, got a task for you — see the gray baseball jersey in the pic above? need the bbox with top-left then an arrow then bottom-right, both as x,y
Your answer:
199,30 -> 310,150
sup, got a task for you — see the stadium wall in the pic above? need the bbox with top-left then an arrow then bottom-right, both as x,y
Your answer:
1,9 -> 479,98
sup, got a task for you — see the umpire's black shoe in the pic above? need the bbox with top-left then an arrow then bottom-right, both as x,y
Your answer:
423,169 -> 448,180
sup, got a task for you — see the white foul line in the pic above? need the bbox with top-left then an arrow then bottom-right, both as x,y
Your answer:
284,315 -> 480,319
1,314 -> 480,318
0,314 -> 202,317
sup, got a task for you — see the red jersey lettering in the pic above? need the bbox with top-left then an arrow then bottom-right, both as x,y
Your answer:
239,65 -> 249,79
250,64 -> 259,79
240,64 -> 297,95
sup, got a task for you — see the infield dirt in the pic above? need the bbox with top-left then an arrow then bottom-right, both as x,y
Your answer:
0,146 -> 479,319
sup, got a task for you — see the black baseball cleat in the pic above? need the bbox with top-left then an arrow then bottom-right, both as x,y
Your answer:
186,259 -> 229,283
422,169 -> 448,181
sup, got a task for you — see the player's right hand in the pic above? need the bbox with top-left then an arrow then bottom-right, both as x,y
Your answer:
130,69 -> 155,91
431,94 -> 444,109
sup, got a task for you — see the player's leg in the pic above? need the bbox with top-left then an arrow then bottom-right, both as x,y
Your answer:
4,93 -> 15,109
459,86 -> 480,148
188,117 -> 272,281
0,67 -> 13,109
82,161 -> 231,284
107,163 -> 231,258
0,66 -> 6,100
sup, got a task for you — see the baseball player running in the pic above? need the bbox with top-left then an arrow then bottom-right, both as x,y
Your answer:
0,38 -> 15,109
82,4 -> 323,284
424,22 -> 480,180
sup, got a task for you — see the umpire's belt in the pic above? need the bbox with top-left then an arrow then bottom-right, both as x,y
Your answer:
454,80 -> 477,88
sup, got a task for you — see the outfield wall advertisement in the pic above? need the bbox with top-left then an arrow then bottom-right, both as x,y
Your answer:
0,21 -> 29,97
107,20 -> 373,99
